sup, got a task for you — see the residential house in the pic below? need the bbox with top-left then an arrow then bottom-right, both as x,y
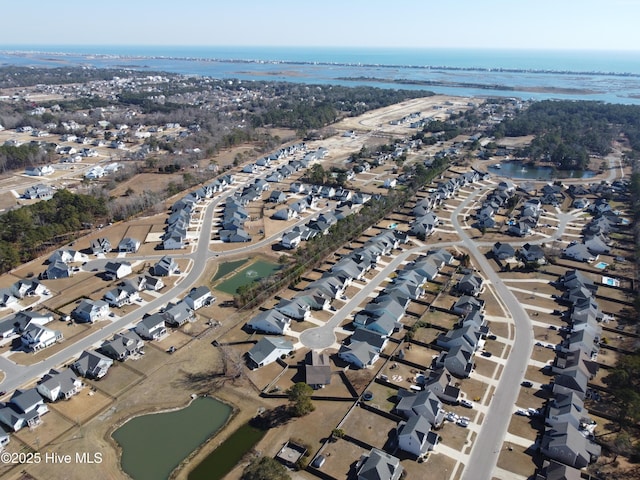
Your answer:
219,229 -> 251,243
0,388 -> 48,431
457,273 -> 483,296
104,261 -> 132,280
268,191 -> 287,203
563,243 -> 596,263
11,279 -> 48,299
281,230 -> 303,249
184,286 -> 214,310
294,289 -> 331,311
144,276 -> 165,291
0,289 -> 18,308
0,311 -> 54,338
247,337 -> 294,369
273,208 -> 298,221
452,296 -> 484,316
91,238 -> 112,255
338,340 -> 380,369
356,449 -> 403,480
247,309 -> 291,335
492,242 -> 516,261
36,369 -> 82,402
21,324 -> 63,352
519,243 -> 547,264
25,165 -> 54,176
117,237 -> 140,253
423,367 -> 460,404
135,313 -> 167,340
584,235 -> 611,255
274,298 -> 311,321
100,331 -> 144,361
72,350 -> 114,379
397,414 -> 438,458
395,389 -> 445,427
153,256 -> 179,276
104,284 -> 140,307
540,422 -> 601,469
535,460 -> 583,480
73,299 -> 110,323
42,261 -> 72,280
22,183 -> 54,200
163,302 -> 194,327
434,344 -> 475,378
305,351 -> 332,389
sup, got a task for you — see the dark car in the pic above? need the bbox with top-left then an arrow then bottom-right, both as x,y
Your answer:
481,351 -> 492,357
521,381 -> 533,388
487,334 -> 497,340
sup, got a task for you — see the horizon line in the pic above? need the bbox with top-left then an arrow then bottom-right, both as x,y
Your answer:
1,44 -> 640,54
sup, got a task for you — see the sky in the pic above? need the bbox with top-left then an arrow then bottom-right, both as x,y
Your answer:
1,0 -> 639,51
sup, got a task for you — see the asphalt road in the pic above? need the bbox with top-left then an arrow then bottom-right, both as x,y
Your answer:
451,187 -> 536,480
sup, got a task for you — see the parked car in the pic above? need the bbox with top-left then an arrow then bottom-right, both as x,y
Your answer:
487,334 -> 497,340
521,381 -> 533,388
457,418 -> 469,427
445,412 -> 458,422
481,351 -> 492,357
460,399 -> 473,408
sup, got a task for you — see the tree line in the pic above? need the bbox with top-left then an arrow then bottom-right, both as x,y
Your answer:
492,100 -> 640,171
0,190 -> 108,272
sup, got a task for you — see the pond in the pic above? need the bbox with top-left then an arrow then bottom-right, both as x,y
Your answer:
188,421 -> 266,480
487,160 -> 596,179
215,259 -> 281,295
211,258 -> 248,282
112,396 -> 232,480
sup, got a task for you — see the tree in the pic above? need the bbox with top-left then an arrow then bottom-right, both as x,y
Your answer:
287,382 -> 315,417
242,456 -> 290,480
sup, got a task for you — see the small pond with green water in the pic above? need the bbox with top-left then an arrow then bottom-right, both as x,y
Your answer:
112,396 -> 232,480
215,260 -> 280,295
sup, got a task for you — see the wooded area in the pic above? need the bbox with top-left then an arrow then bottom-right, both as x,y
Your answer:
493,100 -> 640,170
0,190 -> 107,271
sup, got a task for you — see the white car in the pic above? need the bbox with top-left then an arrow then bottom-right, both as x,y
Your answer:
445,412 -> 459,422
515,409 -> 530,417
457,418 -> 469,427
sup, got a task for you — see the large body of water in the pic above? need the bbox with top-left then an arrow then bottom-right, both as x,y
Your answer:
1,45 -> 640,104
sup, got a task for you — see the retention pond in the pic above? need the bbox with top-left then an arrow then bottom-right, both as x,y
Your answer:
215,259 -> 281,295
112,396 -> 232,480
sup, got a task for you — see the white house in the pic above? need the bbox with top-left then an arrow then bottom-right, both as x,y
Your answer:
184,286 -> 214,310
135,313 -> 167,340
21,325 -> 63,352
104,261 -> 132,280
25,165 -> 54,176
36,368 -> 82,402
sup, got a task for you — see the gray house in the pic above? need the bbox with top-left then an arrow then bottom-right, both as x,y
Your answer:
153,256 -> 179,276
395,389 -> 445,427
72,350 -> 114,379
356,448 -> 403,480
100,331 -> 144,361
